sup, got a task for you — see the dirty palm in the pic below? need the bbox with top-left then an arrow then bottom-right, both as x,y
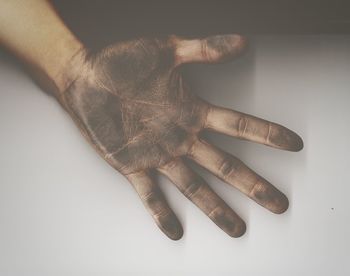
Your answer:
62,34 -> 303,240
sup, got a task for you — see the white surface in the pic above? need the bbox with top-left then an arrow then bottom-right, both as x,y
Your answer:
0,35 -> 349,276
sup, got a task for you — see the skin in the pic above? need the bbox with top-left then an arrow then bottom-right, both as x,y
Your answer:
0,1 -> 303,240
60,35 -> 303,240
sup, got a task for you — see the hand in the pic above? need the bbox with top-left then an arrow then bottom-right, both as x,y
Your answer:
60,34 -> 303,240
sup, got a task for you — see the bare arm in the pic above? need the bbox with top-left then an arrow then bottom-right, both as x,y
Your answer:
0,0 -> 84,95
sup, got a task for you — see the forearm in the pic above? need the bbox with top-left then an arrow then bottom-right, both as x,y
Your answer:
0,0 -> 85,96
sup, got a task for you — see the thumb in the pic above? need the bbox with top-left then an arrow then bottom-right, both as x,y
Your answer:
173,34 -> 247,66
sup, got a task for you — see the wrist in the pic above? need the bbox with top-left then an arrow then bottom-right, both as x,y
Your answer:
49,39 -> 88,99
32,39 -> 87,103
55,45 -> 88,93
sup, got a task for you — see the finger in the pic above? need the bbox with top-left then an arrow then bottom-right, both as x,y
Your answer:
158,159 -> 246,238
126,171 -> 183,240
205,105 -> 303,151
188,139 -> 289,214
173,34 -> 246,66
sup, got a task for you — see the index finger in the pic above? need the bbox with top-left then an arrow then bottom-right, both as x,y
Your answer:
205,105 -> 303,151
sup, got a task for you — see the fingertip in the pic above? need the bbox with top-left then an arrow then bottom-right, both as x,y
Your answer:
210,206 -> 246,238
291,133 -> 304,152
271,193 -> 289,214
232,34 -> 248,53
206,34 -> 247,61
271,126 -> 304,152
252,181 -> 289,214
159,216 -> 184,241
283,128 -> 304,152
230,220 -> 246,238
167,225 -> 184,241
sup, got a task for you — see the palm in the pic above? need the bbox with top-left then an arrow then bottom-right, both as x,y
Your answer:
64,38 -> 205,174
62,35 -> 303,240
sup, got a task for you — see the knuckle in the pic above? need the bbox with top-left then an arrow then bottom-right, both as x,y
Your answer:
141,190 -> 155,203
182,178 -> 203,199
265,122 -> 273,143
208,204 -> 224,219
153,208 -> 171,219
141,189 -> 162,208
217,156 -> 240,180
159,159 -> 179,171
202,102 -> 214,129
237,116 -> 249,137
248,178 -> 262,197
186,137 -> 199,157
201,40 -> 215,62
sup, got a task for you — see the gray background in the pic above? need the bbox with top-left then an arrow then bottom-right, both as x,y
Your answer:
0,35 -> 349,275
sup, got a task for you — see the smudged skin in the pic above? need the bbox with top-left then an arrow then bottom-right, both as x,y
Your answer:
64,38 -> 207,174
59,35 -> 303,240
